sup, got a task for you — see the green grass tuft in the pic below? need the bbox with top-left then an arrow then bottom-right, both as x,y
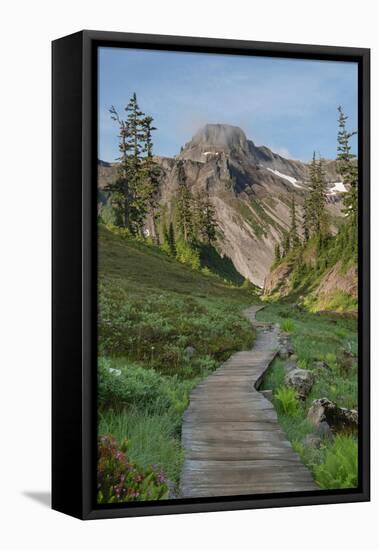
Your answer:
313,436 -> 358,489
275,386 -> 300,416
280,318 -> 296,333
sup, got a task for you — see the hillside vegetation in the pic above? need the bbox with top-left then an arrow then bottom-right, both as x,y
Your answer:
97,224 -> 256,496
257,303 -> 358,488
264,226 -> 357,315
264,108 -> 358,315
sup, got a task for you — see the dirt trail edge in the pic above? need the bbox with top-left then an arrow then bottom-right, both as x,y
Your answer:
180,305 -> 317,497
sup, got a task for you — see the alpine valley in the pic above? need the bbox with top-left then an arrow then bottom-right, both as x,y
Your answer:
98,123 -> 356,308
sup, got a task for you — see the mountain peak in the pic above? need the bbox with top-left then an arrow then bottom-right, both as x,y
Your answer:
180,123 -> 249,161
193,124 -> 247,148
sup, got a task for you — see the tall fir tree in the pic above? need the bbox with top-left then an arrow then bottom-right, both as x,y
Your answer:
167,222 -> 176,256
141,115 -> 161,243
195,192 -> 218,244
289,194 -> 300,249
281,231 -> 290,256
125,93 -> 148,234
176,160 -> 194,242
274,243 -> 281,264
307,152 -> 329,241
106,104 -> 133,229
106,93 -> 159,236
337,106 -> 358,227
302,196 -> 311,242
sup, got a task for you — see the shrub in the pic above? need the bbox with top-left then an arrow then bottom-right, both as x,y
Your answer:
160,240 -> 172,256
98,281 -> 254,377
324,352 -> 337,368
280,318 -> 295,333
97,435 -> 169,503
98,357 -> 200,414
175,239 -> 201,270
98,358 -> 172,411
275,386 -> 300,416
314,436 -> 358,489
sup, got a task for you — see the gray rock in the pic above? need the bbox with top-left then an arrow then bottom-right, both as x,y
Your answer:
260,389 -> 274,402
184,346 -> 196,358
307,398 -> 358,432
286,342 -> 295,355
303,434 -> 322,449
285,369 -> 314,399
278,335 -> 294,356
284,360 -> 297,374
315,421 -> 334,440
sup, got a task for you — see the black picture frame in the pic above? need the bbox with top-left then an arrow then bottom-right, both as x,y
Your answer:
52,30 -> 370,520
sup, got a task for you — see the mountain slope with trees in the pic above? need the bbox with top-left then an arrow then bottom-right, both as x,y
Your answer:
98,98 -> 346,287
263,107 -> 358,314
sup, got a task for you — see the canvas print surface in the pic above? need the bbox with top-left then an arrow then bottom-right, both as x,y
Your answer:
96,47 -> 359,504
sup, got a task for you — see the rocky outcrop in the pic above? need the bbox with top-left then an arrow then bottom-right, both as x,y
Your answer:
307,398 -> 358,432
263,262 -> 292,296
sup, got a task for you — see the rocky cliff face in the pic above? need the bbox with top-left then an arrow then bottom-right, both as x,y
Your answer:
98,124 -> 345,287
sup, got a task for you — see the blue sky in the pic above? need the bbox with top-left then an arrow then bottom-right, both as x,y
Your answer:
98,47 -> 358,162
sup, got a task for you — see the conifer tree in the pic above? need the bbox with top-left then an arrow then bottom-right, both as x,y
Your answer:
281,231 -> 290,256
125,93 -> 148,234
141,115 -> 161,242
307,152 -> 328,240
195,192 -> 218,244
106,105 -> 133,229
302,197 -> 311,242
337,106 -> 358,227
274,243 -> 281,263
168,222 -> 176,256
106,93 -> 160,237
289,194 -> 300,249
176,160 -> 194,242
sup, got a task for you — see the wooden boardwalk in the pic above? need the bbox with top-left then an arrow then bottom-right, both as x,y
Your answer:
180,305 -> 317,497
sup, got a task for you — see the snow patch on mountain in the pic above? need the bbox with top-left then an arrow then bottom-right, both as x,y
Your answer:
266,168 -> 303,189
328,181 -> 347,195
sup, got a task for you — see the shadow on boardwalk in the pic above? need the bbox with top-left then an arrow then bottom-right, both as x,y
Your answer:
180,305 -> 317,497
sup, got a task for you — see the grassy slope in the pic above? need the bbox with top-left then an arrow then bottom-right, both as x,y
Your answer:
99,224 -> 252,299
98,225 -> 256,489
257,303 -> 358,488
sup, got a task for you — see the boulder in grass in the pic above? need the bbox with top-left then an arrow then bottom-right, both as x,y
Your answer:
307,398 -> 358,432
285,369 -> 314,399
284,360 -> 297,375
